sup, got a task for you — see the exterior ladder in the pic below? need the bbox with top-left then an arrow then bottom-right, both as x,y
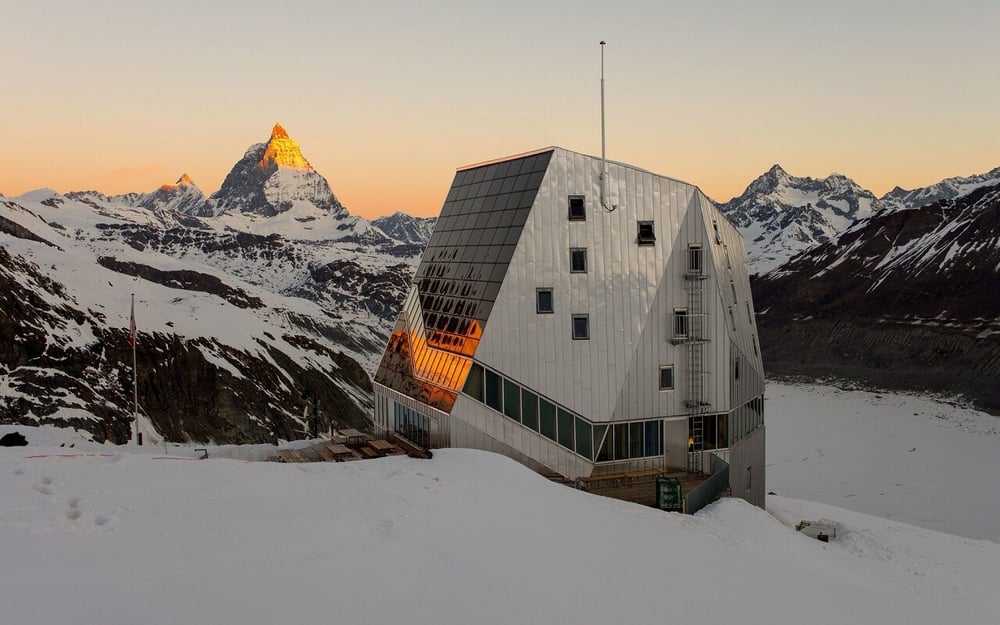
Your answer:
682,248 -> 710,474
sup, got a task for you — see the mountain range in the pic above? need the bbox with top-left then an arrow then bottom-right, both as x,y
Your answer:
0,124 -> 434,443
716,164 -> 1000,275
2,126 -> 998,441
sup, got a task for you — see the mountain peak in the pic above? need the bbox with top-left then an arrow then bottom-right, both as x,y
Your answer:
260,123 -> 311,172
767,164 -> 788,177
177,173 -> 194,186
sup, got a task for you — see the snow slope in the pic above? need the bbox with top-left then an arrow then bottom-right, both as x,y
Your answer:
1,422 -> 997,625
766,382 -> 1000,542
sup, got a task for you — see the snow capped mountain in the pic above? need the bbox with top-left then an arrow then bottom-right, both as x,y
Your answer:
0,123 -> 435,444
717,165 -> 878,275
373,211 -> 438,245
752,181 -> 1000,413
205,123 -> 346,219
879,166 -> 1000,213
137,173 -> 206,214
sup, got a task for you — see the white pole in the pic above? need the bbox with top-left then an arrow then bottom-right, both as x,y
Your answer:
600,40 -> 608,211
132,293 -> 138,445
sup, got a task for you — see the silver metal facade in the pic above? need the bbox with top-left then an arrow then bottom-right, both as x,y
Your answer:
372,147 -> 766,507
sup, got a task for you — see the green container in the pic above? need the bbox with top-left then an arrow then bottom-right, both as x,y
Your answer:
656,476 -> 683,512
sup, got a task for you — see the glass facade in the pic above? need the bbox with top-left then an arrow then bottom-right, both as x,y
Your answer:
462,361 -> 665,463
374,150 -> 553,412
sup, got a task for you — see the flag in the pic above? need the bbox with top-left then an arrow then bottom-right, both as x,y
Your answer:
129,297 -> 136,349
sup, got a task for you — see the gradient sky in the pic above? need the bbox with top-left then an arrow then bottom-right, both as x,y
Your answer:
2,1 -> 998,218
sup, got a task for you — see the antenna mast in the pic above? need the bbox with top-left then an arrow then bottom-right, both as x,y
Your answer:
599,41 -> 615,212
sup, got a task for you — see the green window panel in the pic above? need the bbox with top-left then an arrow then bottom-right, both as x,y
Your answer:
575,417 -> 592,460
557,408 -> 574,449
521,388 -> 539,431
503,379 -> 521,422
539,399 -> 557,441
464,363 -> 484,401
485,369 -> 502,412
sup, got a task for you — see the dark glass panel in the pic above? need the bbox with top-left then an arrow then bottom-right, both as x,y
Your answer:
539,399 -> 557,441
575,417 -> 592,460
557,408 -> 574,449
485,369 -> 502,412
629,422 -> 644,459
463,363 -> 484,401
503,379 -> 521,422
521,388 -> 538,431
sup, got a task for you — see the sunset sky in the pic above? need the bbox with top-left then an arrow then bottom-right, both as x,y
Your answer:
2,1 -> 997,218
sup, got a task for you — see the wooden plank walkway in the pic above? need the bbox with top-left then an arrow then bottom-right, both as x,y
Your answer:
277,436 -> 405,464
580,468 -> 712,509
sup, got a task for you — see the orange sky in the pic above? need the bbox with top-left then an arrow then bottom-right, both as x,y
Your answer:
2,2 -> 997,219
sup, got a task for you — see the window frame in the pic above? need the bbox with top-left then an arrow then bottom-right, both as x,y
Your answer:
568,195 -> 587,221
536,288 -> 554,314
637,220 -> 656,245
569,248 -> 588,273
571,314 -> 590,340
673,308 -> 689,338
659,365 -> 674,391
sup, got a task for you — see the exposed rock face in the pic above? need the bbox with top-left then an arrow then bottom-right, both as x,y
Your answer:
879,166 -> 1000,213
205,124 -> 346,218
752,183 -> 1000,413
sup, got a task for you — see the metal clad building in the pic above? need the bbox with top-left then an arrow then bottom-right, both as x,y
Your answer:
373,147 -> 766,507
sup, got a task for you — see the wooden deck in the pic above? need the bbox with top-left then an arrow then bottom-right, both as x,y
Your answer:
579,467 -> 715,509
276,432 -> 407,464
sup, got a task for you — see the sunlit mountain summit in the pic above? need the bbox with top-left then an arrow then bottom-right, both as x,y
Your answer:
193,123 -> 345,219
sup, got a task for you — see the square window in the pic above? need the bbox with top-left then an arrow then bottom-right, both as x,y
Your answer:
572,314 -> 590,340
638,221 -> 655,245
568,195 -> 586,221
570,248 -> 587,273
659,365 -> 674,391
536,288 -> 553,314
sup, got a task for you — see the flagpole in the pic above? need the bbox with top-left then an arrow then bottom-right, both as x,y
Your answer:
131,293 -> 139,445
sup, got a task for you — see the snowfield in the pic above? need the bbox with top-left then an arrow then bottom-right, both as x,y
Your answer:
766,382 -> 1000,542
2,383 -> 999,625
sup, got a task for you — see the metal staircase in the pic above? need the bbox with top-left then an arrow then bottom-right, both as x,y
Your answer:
681,248 -> 711,474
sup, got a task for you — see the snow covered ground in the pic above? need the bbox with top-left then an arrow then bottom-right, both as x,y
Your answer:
2,386 -> 999,625
766,381 -> 1000,542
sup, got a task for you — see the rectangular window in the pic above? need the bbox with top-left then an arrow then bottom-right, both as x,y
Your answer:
730,282 -> 738,303
536,288 -> 554,314
629,422 -> 644,459
485,369 -> 502,412
594,425 -> 611,462
688,245 -> 703,272
613,423 -> 628,460
637,221 -> 655,245
673,309 -> 689,338
729,307 -> 737,331
568,195 -> 586,221
659,365 -> 674,391
575,417 -> 592,459
644,420 -> 662,456
521,388 -> 539,431
718,413 -> 728,449
503,379 -> 520,422
463,363 -> 484,401
734,357 -> 741,380
703,414 -> 718,451
570,248 -> 587,273
572,314 -> 590,340
557,408 -> 574,449
746,302 -> 753,324
539,399 -> 557,441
